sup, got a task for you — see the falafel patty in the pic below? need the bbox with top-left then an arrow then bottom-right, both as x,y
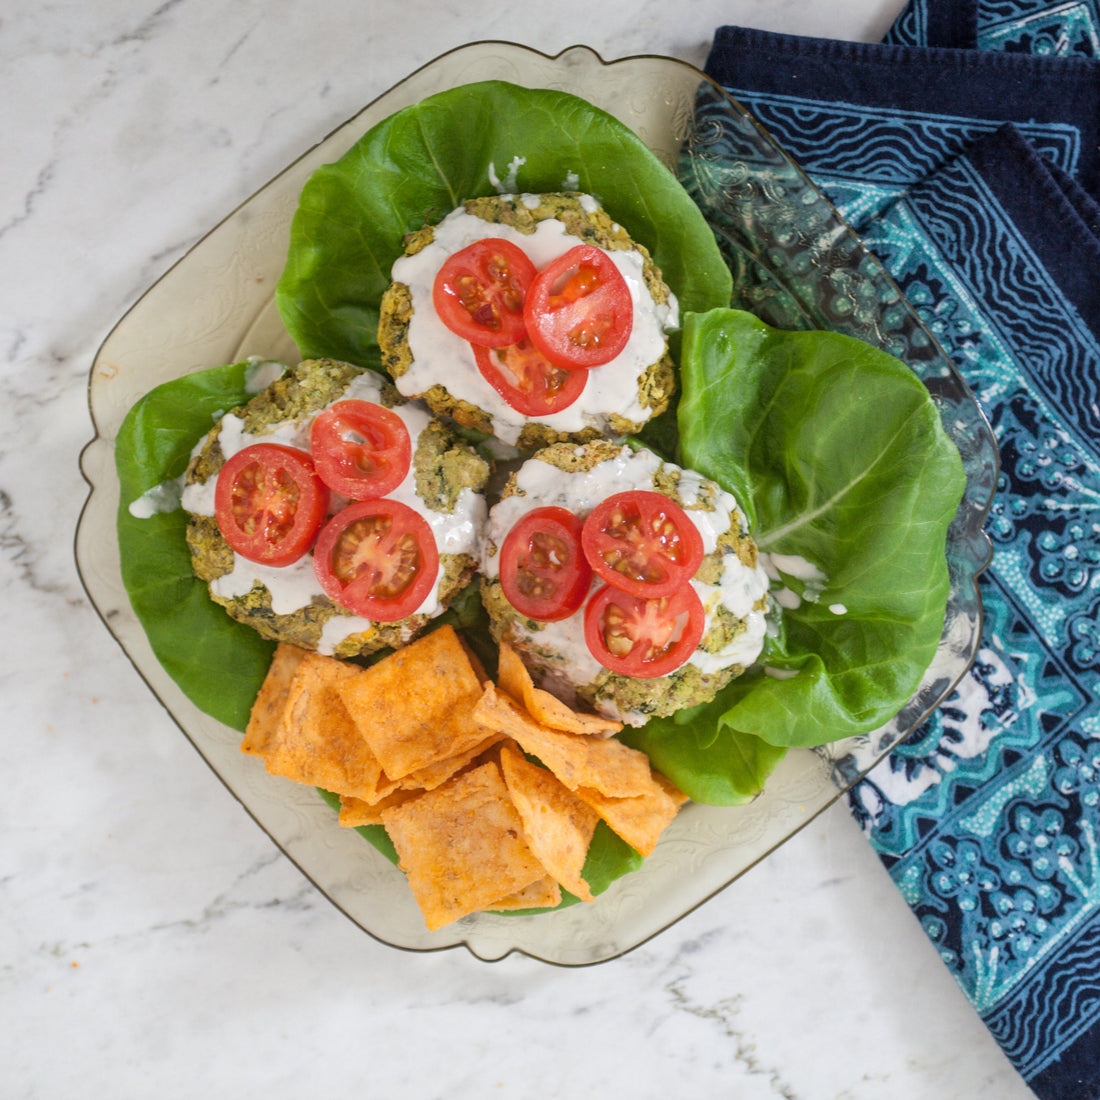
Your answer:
379,193 -> 678,451
181,357 -> 490,659
479,441 -> 771,726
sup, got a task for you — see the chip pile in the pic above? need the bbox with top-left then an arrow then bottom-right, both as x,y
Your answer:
241,625 -> 687,930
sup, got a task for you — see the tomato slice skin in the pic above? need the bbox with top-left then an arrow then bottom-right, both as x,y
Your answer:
474,338 -> 588,417
499,506 -> 592,622
523,245 -> 633,369
584,583 -> 705,679
309,399 -> 411,500
214,443 -> 329,567
581,490 -> 704,599
433,238 -> 537,348
312,499 -> 439,622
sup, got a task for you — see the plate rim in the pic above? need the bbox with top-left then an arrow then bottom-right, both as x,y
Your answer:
75,39 -> 998,966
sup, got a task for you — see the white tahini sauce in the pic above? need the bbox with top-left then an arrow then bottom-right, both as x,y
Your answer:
390,198 -> 678,446
127,358 -> 293,520
488,157 -> 526,194
482,445 -> 770,724
243,357 -> 288,393
762,551 -> 828,610
179,370 -> 486,654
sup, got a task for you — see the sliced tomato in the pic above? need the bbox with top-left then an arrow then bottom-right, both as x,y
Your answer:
474,338 -> 588,417
523,245 -> 633,369
214,443 -> 329,567
312,499 -> 439,622
581,490 -> 704,598
584,583 -> 705,679
432,237 -> 537,347
499,506 -> 592,622
309,399 -> 411,500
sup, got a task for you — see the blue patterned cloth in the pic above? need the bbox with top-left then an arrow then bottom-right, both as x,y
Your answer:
705,5 -> 1100,1097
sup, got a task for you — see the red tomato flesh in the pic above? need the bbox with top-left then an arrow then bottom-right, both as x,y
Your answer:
584,583 -> 705,679
309,399 -> 411,500
214,443 -> 329,567
474,338 -> 587,416
523,245 -> 633,369
312,499 -> 439,622
499,506 -> 592,622
581,490 -> 704,598
433,238 -> 537,347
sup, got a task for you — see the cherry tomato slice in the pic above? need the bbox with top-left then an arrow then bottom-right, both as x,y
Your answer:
581,490 -> 704,599
584,583 -> 705,679
214,443 -> 329,567
433,238 -> 537,348
499,506 -> 593,622
309,399 -> 411,500
523,245 -> 633,369
312,499 -> 439,622
474,338 -> 588,417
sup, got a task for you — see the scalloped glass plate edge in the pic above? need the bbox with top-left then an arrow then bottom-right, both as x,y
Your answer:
76,41 -> 996,967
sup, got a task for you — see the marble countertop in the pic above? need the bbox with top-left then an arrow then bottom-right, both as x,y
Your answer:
3,1 -> 1036,1096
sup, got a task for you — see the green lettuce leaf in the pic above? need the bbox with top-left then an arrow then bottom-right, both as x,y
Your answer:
275,80 -> 732,368
115,361 -> 276,731
674,308 -> 967,750
621,691 -> 789,806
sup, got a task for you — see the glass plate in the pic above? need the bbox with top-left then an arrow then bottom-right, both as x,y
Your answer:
77,42 -> 997,965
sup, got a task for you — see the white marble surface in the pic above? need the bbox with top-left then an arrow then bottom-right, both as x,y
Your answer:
2,2 -> 1037,1097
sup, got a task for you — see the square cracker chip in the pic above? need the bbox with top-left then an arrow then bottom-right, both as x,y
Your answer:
574,771 -> 689,857
337,625 -> 491,780
381,759 -> 548,930
241,643 -> 310,758
487,875 -> 562,912
497,642 -> 621,738
242,648 -> 395,804
338,788 -> 420,828
499,743 -> 599,903
473,684 -> 652,798
397,732 -> 504,793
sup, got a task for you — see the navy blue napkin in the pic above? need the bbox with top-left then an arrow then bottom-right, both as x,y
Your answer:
706,5 -> 1100,1098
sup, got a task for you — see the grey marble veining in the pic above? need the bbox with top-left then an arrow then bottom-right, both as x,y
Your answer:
1,1 -> 1036,1097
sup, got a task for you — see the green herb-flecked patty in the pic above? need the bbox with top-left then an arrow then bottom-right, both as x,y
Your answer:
378,193 -> 677,451
480,440 -> 766,724
183,357 -> 490,659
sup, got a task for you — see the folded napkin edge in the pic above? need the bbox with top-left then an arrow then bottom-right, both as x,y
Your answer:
710,23 -> 1100,76
1009,124 -> 1100,222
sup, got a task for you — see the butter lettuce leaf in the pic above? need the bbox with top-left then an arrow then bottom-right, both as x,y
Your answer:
673,308 -> 967,751
115,361 -> 276,731
275,80 -> 732,368
621,693 -> 789,806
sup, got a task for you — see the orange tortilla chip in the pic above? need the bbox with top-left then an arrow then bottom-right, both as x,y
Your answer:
499,743 -> 599,902
243,650 -> 396,803
473,684 -> 652,798
381,760 -> 548,930
336,625 -> 492,779
398,733 -> 505,792
241,643 -> 310,757
574,771 -> 689,857
488,876 -> 562,912
497,642 -> 621,738
495,640 -> 531,703
338,788 -> 419,828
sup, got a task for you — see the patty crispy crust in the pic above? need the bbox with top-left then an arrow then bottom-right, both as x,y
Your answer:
184,357 -> 489,659
480,441 -> 766,724
378,193 -> 677,451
